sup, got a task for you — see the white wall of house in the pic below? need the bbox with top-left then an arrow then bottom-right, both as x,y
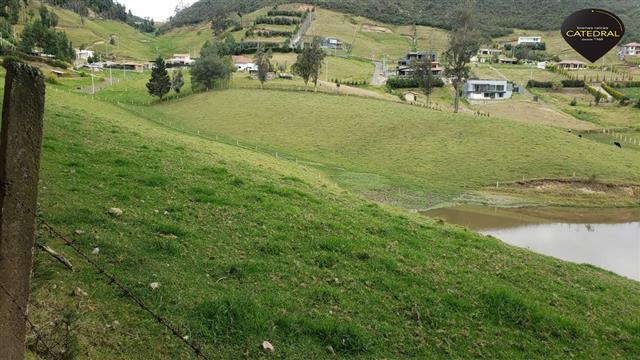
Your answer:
517,36 -> 542,45
237,63 -> 258,72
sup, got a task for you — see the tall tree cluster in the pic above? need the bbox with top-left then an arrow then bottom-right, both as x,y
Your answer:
46,0 -> 127,21
292,37 -> 325,92
18,5 -> 74,61
0,0 -> 23,25
191,39 -> 233,91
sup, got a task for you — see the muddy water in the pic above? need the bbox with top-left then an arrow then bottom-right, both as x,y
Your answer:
422,206 -> 640,281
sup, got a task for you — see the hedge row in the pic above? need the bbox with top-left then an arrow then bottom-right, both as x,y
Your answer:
602,82 -> 630,103
247,30 -> 293,37
267,10 -> 305,17
561,79 -> 585,88
255,17 -> 301,25
386,76 -> 445,89
607,81 -> 640,88
332,79 -> 368,86
526,79 -> 585,88
526,80 -> 553,88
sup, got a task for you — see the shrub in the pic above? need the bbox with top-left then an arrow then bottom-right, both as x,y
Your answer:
561,79 -> 585,88
45,73 -> 60,85
526,80 -> 553,88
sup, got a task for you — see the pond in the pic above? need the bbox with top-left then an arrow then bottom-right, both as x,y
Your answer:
422,206 -> 640,281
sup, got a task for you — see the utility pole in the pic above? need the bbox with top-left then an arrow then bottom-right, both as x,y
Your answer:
0,60 -> 46,360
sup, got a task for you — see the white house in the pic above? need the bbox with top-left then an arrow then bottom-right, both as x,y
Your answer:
166,54 -> 195,67
478,48 -> 502,56
75,49 -> 94,61
556,60 -> 587,70
518,36 -> 542,45
620,42 -> 640,57
464,80 -> 513,101
232,55 -> 258,72
237,63 -> 258,72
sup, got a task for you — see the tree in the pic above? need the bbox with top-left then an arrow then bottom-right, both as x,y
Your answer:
412,55 -> 435,104
171,69 -> 185,94
292,44 -> 313,91
254,47 -> 273,89
309,38 -> 325,92
147,57 -> 171,100
212,13 -> 228,37
293,37 -> 326,91
594,90 -> 603,107
444,1 -> 481,113
191,54 -> 231,91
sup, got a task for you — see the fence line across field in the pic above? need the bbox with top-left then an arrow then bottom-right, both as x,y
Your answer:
1,182 -> 210,360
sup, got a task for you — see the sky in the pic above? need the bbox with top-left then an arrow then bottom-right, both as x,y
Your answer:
117,0 -> 194,21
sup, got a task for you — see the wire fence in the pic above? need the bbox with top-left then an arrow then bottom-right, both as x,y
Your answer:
0,279 -> 59,358
0,181 -> 210,360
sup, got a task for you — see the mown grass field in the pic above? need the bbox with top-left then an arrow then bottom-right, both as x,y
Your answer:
5,70 -> 639,359
471,64 -> 564,85
531,88 -> 640,128
152,89 -> 640,208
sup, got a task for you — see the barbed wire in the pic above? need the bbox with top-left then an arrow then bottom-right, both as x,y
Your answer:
0,280 -> 59,358
1,181 -> 209,360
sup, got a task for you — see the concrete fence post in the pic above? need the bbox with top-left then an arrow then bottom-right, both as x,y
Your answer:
0,61 -> 46,359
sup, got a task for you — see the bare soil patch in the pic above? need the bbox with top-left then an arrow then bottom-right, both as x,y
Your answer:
508,179 -> 640,199
295,4 -> 315,11
362,24 -> 393,33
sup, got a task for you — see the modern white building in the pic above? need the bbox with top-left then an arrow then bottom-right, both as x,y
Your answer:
517,36 -> 542,45
464,80 -> 513,101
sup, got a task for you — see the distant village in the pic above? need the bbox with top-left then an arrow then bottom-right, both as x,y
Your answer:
31,30 -> 640,105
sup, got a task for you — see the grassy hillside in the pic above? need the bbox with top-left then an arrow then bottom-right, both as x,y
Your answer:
52,6 -> 156,60
306,8 -> 449,59
171,0 -> 640,39
8,71 -> 638,359
148,89 -> 640,208
51,6 -> 212,61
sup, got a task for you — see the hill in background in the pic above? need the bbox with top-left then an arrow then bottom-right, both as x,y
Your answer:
170,0 -> 640,39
